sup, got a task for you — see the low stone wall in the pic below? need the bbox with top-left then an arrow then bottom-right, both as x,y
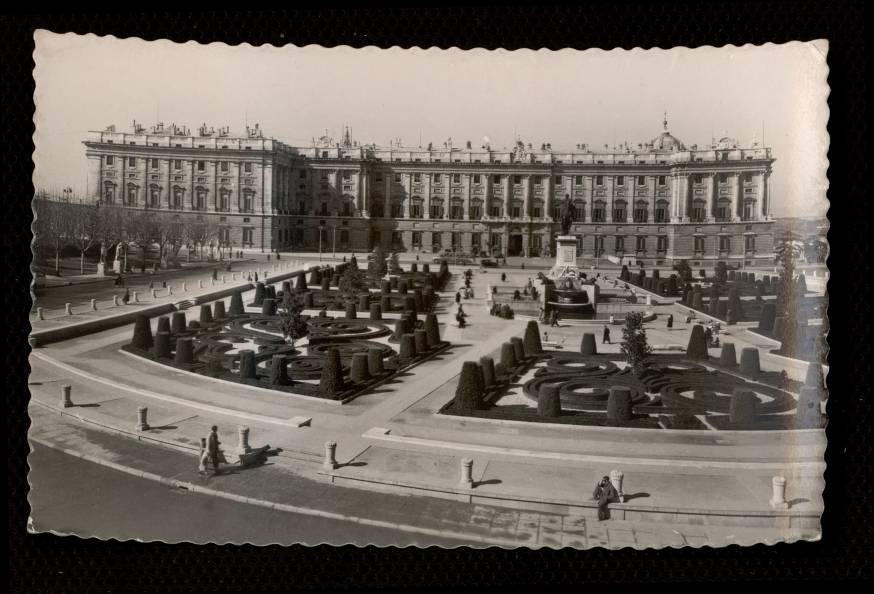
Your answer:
29,303 -> 178,348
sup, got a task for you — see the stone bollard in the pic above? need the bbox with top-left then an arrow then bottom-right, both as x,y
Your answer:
610,470 -> 626,502
237,426 -> 251,454
769,476 -> 789,509
136,406 -> 150,431
65,303 -> 72,315
232,273 -> 237,281
211,278 -> 216,286
182,282 -> 188,291
198,279 -> 204,289
91,299 -> 97,311
222,275 -> 226,283
132,291 -> 139,303
61,385 -> 73,408
151,289 -> 158,298
37,307 -> 44,320
114,295 -> 120,306
323,441 -> 338,470
460,458 -> 474,488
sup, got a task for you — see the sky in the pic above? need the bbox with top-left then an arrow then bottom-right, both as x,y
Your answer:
33,32 -> 830,218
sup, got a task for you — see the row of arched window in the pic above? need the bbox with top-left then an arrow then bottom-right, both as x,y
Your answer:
102,182 -> 256,213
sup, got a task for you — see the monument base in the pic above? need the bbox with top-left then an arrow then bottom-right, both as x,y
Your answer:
113,260 -> 122,274
97,262 -> 106,276
549,235 -> 586,279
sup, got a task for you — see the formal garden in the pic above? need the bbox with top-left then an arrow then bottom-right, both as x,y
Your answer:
441,317 -> 826,431
122,254 -> 453,402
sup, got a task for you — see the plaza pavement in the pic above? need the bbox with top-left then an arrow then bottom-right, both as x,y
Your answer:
26,261 -> 825,545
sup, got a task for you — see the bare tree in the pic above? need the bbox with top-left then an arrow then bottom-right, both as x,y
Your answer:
95,203 -> 127,268
32,196 -> 72,276
69,202 -> 101,274
185,217 -> 219,262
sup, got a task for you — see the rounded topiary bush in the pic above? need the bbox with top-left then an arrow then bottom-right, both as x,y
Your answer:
229,291 -> 245,316
523,320 -> 543,355
739,347 -> 761,375
153,331 -> 172,359
174,337 -> 194,365
424,313 -> 440,347
367,348 -> 385,376
729,389 -> 758,424
607,386 -> 633,421
270,355 -> 291,385
580,333 -> 597,355
131,314 -> 154,350
350,352 -> 370,383
719,342 -> 738,366
538,384 -> 562,418
686,325 -> 709,359
480,356 -> 496,389
454,361 -> 484,411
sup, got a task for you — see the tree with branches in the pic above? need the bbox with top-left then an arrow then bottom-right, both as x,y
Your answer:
32,197 -> 72,276
774,232 -> 804,356
69,202 -> 101,275
338,257 -> 368,304
367,245 -> 388,287
620,312 -> 653,376
280,292 -> 309,349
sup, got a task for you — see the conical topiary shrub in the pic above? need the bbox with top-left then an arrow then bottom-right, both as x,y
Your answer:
350,352 -> 370,383
709,285 -> 720,316
153,331 -> 171,359
319,348 -> 344,396
686,325 -> 708,359
131,314 -> 154,350
538,384 -> 562,417
716,300 -> 728,320
719,342 -> 737,367
413,289 -> 423,312
171,311 -> 187,334
758,303 -> 776,332
422,263 -> 430,274
296,274 -> 307,291
454,361 -> 484,411
369,303 -> 382,320
262,298 -> 277,316
200,304 -> 213,324
238,349 -> 257,380
500,342 -> 517,369
399,333 -> 417,361
414,329 -> 429,353
358,294 -> 370,311
393,318 -> 409,341
213,300 -> 227,320
156,316 -> 171,334
321,277 -> 331,291
367,348 -> 385,376
380,295 -> 392,313
523,320 -> 543,355
607,386 -> 633,422
345,303 -> 357,319
796,386 -> 822,428
269,354 -> 291,385
729,389 -> 758,424
739,347 -> 761,376
511,337 -> 526,362
229,291 -> 245,316
390,276 -> 398,290
309,269 -> 320,285
580,333 -> 597,355
282,281 -> 292,297
424,313 -> 440,347
410,262 -> 418,273
404,295 -> 416,313
253,283 -> 266,307
174,337 -> 194,365
303,291 -> 314,308
381,280 -> 391,294
398,279 -> 408,295
480,356 -> 496,389
691,290 -> 704,311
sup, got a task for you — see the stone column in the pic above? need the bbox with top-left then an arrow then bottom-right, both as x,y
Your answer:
523,175 -> 531,219
460,457 -> 474,488
769,476 -> 789,509
502,175 -> 511,218
758,171 -> 768,220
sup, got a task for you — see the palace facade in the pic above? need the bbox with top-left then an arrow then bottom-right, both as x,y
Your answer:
84,118 -> 775,266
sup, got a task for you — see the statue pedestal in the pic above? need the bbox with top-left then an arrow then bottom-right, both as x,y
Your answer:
96,262 -> 106,276
112,260 -> 122,274
550,235 -> 582,279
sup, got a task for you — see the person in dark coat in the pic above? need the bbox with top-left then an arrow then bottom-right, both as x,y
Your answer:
603,325 -> 611,344
593,475 -> 619,521
455,291 -> 462,304
666,314 -> 674,329
207,425 -> 222,476
122,288 -> 130,304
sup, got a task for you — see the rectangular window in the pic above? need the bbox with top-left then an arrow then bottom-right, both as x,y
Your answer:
613,206 -> 627,222
719,236 -> 731,252
394,173 -> 402,182
391,231 -> 402,247
745,235 -> 756,252
299,170 -> 306,179
717,206 -> 730,221
243,162 -> 252,173
320,203 -> 328,216
173,160 -> 182,170
128,157 -> 136,167
616,176 -> 625,186
694,237 -> 705,253
592,205 -> 605,223
490,206 -> 502,217
514,175 -> 522,185
322,151 -> 329,158
453,173 -> 461,184
532,206 -> 542,218
220,162 -> 229,172
658,175 -> 666,185
471,233 -> 481,249
242,228 -> 253,246
633,207 -> 648,223
657,236 -> 668,252
451,205 -> 463,219
411,232 -> 422,247
433,173 -> 441,183
637,176 -> 646,186
150,158 -> 158,169
493,175 -> 501,184
197,161 -> 206,172
412,173 -> 421,182
105,156 -> 114,166
575,175 -> 583,186
636,236 -> 646,251
595,175 -> 604,186
655,206 -> 668,223
511,207 -> 521,218
391,203 -> 403,218
593,236 -> 605,255
615,236 -> 625,252
339,230 -> 349,246
555,175 -> 562,185
470,204 -> 481,219
533,176 -> 542,186
410,204 -> 423,218
342,171 -> 352,180
432,233 -> 442,249
473,174 -> 481,184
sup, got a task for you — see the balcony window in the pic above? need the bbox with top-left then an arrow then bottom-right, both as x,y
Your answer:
719,237 -> 731,252
615,237 -> 625,252
633,208 -> 648,223
694,237 -> 705,253
410,204 -> 423,219
411,232 -> 422,247
657,236 -> 668,252
613,207 -> 627,223
391,204 -> 403,218
635,236 -> 646,252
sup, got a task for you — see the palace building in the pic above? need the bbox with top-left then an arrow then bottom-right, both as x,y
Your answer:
84,117 -> 775,266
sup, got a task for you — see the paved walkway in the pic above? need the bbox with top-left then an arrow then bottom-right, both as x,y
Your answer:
28,405 -> 813,548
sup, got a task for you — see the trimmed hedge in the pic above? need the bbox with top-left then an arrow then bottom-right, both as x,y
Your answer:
131,314 -> 154,350
454,361 -> 484,411
719,342 -> 737,366
153,331 -> 171,359
319,348 -> 344,396
229,291 -> 245,315
686,325 -> 708,359
350,352 -> 370,383
270,355 -> 291,385
367,348 -> 385,375
523,320 -> 543,355
538,384 -> 562,417
580,333 -> 597,355
739,347 -> 761,375
425,313 -> 440,347
174,337 -> 195,365
238,349 -> 257,379
729,389 -> 758,424
480,356 -> 496,389
607,386 -> 633,421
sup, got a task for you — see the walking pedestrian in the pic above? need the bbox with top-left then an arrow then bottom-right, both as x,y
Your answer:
501,273 -> 507,282
603,325 -> 611,344
455,291 -> 461,304
122,288 -> 130,305
198,438 -> 210,475
592,475 -> 619,521
666,314 -> 674,329
207,425 -> 222,476
212,268 -> 218,281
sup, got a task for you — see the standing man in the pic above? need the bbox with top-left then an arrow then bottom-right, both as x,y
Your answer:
207,425 -> 222,476
603,325 -> 611,344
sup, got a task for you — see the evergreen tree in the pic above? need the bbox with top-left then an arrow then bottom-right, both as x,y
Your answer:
620,312 -> 653,376
338,257 -> 368,304
774,233 -> 803,356
279,292 -> 309,349
388,251 -> 402,274
367,245 -> 388,287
